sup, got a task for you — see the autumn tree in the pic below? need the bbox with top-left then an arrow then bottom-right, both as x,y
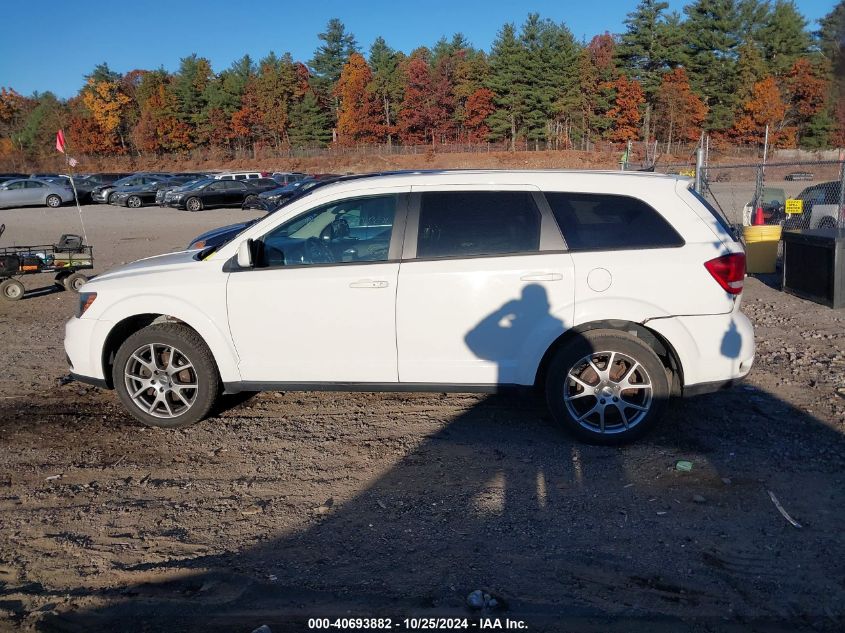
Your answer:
730,76 -> 793,147
463,87 -> 495,141
607,75 -> 646,142
335,53 -> 383,145
80,76 -> 131,152
654,67 -> 707,148
783,57 -> 831,148
397,56 -> 437,144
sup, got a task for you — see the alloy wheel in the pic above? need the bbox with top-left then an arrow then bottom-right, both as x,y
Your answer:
563,350 -> 653,435
124,343 -> 199,418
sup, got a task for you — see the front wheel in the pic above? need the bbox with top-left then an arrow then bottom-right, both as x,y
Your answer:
46,194 -> 61,208
545,329 -> 669,445
186,197 -> 203,212
112,323 -> 220,428
127,195 -> 142,208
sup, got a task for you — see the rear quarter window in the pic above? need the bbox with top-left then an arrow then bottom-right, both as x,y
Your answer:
545,192 -> 684,251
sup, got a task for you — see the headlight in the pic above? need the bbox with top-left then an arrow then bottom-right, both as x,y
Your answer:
78,292 -> 97,317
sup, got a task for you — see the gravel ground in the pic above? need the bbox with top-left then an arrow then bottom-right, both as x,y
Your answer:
0,203 -> 844,632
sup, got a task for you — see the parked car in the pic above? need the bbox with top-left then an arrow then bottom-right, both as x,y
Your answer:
66,170 -> 754,444
213,171 -> 270,180
247,175 -> 341,210
110,176 -> 195,208
70,173 -> 130,203
785,171 -> 814,181
192,177 -> 347,249
165,178 -> 267,211
0,178 -> 74,208
271,172 -> 307,186
91,173 -> 172,204
155,177 -> 207,206
784,181 -> 842,229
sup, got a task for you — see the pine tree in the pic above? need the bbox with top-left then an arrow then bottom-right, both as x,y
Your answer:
486,23 -> 527,149
369,37 -> 405,145
683,0 -> 741,131
757,1 -> 810,76
617,1 -> 674,100
310,18 -> 359,120
288,91 -> 331,148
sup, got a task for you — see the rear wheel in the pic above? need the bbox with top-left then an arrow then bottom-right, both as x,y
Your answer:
63,272 -> 88,292
186,197 -> 203,212
545,329 -> 669,445
0,278 -> 24,301
46,194 -> 61,208
112,323 -> 220,428
127,195 -> 142,208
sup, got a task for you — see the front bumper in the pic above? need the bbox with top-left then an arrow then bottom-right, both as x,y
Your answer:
65,316 -> 114,386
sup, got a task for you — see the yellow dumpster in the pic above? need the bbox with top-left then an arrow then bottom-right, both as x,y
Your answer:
743,225 -> 782,274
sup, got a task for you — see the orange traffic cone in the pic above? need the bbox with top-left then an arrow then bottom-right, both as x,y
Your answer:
752,206 -> 765,225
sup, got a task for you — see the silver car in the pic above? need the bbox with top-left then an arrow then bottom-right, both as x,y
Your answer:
0,178 -> 74,209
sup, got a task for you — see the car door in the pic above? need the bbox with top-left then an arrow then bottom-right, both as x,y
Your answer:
0,180 -> 28,206
226,181 -> 248,206
22,180 -> 47,205
396,186 -> 575,386
204,180 -> 228,207
226,187 -> 409,383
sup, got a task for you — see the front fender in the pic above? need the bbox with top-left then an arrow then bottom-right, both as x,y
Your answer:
97,293 -> 241,383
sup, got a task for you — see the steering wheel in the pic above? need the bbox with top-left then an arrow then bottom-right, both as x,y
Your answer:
304,237 -> 335,264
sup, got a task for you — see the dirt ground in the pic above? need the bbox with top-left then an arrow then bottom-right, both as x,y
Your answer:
1,202 -> 844,632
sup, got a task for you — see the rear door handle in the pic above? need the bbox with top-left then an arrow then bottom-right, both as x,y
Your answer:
521,272 -> 563,282
349,279 -> 389,289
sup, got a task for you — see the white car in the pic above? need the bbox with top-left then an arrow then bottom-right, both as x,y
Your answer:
65,170 -> 754,444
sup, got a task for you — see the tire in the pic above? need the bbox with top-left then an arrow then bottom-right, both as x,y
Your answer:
54,271 -> 70,288
112,323 -> 220,428
107,192 -> 117,204
127,195 -> 142,209
63,272 -> 88,292
186,197 -> 203,212
545,329 -> 669,445
46,194 -> 61,208
0,278 -> 24,301
243,195 -> 259,209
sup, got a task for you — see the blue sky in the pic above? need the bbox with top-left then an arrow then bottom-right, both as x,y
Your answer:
0,0 -> 835,98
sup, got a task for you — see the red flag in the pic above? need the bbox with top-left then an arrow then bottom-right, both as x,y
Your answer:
56,129 -> 66,154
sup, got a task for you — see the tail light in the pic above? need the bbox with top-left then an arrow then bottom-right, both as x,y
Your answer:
704,253 -> 745,295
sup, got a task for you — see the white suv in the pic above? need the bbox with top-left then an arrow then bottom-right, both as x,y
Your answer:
65,171 -> 754,444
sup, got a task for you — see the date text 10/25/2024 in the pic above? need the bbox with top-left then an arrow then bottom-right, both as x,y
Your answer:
307,618 -> 529,630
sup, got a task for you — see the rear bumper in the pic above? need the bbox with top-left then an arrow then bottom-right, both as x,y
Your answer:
646,309 -> 755,393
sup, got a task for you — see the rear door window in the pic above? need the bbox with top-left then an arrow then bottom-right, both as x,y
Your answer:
416,191 -> 541,259
545,192 -> 683,251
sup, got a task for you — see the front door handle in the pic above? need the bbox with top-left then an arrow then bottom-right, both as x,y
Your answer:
349,279 -> 389,289
521,272 -> 563,282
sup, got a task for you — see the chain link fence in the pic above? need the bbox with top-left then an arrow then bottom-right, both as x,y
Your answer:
701,160 -> 845,231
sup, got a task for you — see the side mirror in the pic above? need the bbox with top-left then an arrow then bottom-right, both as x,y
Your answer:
237,239 -> 254,268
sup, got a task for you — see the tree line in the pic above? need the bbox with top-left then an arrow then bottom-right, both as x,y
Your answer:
1,0 -> 843,163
